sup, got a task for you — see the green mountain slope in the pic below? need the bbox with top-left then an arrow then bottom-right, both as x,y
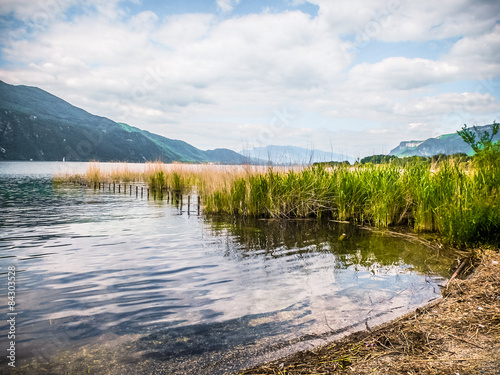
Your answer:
389,124 -> 500,157
0,81 -> 254,164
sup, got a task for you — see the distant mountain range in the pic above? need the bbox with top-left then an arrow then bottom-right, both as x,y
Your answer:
389,124 -> 500,157
3,81 -> 496,165
240,145 -> 353,165
0,81 -> 258,164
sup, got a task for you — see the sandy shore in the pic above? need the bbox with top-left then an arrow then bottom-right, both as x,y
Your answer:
238,249 -> 500,375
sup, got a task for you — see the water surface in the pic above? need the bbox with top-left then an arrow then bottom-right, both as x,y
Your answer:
0,162 -> 454,374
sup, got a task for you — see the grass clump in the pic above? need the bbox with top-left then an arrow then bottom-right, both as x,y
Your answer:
202,158 -> 499,247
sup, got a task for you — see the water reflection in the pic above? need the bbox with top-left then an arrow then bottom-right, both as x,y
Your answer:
206,217 -> 452,276
0,168 -> 456,374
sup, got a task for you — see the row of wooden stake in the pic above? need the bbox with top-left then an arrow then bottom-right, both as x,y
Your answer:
76,180 -> 201,213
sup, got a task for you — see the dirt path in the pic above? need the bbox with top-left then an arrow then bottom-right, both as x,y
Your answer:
238,249 -> 500,375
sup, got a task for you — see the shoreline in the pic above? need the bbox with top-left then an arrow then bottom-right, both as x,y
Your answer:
237,249 -> 500,375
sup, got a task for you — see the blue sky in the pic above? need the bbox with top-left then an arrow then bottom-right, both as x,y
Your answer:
0,0 -> 499,158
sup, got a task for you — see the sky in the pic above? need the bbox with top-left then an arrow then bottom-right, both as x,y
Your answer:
0,0 -> 499,158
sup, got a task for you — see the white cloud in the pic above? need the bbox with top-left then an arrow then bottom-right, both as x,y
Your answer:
0,0 -> 74,21
344,24 -> 500,94
393,92 -> 499,117
447,24 -> 500,79
307,0 -> 496,42
154,14 -> 215,48
348,57 -> 461,91
216,0 -> 241,14
309,0 -> 390,35
130,11 -> 159,31
0,0 -> 499,156
340,0 -> 500,42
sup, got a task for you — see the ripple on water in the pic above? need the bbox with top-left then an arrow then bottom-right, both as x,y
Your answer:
0,168 -> 454,374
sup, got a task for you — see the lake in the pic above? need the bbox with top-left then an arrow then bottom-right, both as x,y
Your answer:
0,162 -> 454,374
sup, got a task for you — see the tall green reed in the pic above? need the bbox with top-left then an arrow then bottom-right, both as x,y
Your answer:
73,157 -> 499,247
202,159 -> 499,247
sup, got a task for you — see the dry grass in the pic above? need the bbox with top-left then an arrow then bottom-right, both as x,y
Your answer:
238,249 -> 500,375
59,161 -> 292,195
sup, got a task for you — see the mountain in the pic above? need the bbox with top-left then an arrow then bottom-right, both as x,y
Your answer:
0,81 -> 256,164
240,145 -> 353,165
389,124 -> 500,157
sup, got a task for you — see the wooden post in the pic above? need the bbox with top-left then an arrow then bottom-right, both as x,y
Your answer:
188,195 -> 190,215
118,184 -> 121,193
198,196 -> 201,215
130,185 -> 132,195
113,183 -> 115,192
141,187 -> 143,197
147,188 -> 149,199
136,186 -> 138,197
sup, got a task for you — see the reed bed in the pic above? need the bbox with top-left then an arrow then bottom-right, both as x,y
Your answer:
200,160 -> 499,247
66,161 -> 284,194
67,155 -> 499,247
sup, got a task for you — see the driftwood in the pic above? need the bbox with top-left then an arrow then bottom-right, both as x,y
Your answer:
445,258 -> 468,287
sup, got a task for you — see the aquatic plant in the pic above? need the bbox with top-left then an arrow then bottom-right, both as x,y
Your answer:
202,160 -> 499,247
61,142 -> 500,247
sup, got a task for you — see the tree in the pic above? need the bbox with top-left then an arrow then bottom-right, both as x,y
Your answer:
458,122 -> 500,191
457,122 -> 499,153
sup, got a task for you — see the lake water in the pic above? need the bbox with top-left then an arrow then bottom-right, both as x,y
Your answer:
0,162 -> 454,374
